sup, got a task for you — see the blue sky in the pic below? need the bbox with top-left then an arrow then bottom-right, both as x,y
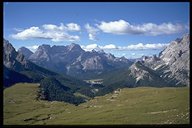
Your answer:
3,2 -> 189,59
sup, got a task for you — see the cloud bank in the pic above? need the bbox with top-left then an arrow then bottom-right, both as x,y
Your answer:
11,20 -> 187,42
81,43 -> 169,51
96,20 -> 185,36
12,23 -> 81,42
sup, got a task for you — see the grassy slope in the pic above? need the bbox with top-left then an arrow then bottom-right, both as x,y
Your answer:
4,83 -> 189,125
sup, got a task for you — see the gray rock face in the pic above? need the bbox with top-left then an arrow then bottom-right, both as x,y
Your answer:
141,34 -> 190,86
129,62 -> 150,82
27,43 -> 132,79
142,55 -> 163,70
81,56 -> 104,70
158,34 -> 190,86
127,61 -> 168,87
18,47 -> 33,59
29,44 -> 51,62
28,43 -> 85,74
3,39 -> 28,71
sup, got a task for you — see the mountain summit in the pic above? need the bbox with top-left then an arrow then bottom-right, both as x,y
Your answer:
18,47 -> 33,59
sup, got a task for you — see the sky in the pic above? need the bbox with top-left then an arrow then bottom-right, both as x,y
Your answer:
3,2 -> 189,59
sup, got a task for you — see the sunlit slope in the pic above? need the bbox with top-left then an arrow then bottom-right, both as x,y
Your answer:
4,83 -> 189,125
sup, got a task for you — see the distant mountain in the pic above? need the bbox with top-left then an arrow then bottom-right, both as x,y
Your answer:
24,43 -> 133,79
28,43 -> 85,76
18,47 -> 33,59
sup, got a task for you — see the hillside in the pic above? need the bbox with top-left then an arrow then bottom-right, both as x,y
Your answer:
4,83 -> 189,125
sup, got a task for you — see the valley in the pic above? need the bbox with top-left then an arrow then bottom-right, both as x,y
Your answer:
4,83 -> 189,125
3,29 -> 190,125
3,2 -> 190,126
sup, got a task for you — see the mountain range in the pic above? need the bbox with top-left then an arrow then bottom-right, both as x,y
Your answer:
18,34 -> 189,87
20,43 -> 132,79
3,34 -> 190,104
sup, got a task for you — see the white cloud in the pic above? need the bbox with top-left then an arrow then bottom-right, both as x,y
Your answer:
12,27 -> 43,40
43,24 -> 57,30
85,24 -> 99,41
11,23 -> 81,42
125,43 -> 169,50
85,44 -> 98,49
66,23 -> 81,31
81,43 -> 169,51
81,44 -> 100,51
26,45 -> 39,52
100,44 -> 117,49
42,23 -> 80,31
97,20 -> 185,36
97,20 -> 129,35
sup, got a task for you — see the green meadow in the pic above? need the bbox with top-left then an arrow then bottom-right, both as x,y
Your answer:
4,83 -> 189,125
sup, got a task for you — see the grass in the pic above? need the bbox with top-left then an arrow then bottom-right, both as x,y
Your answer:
74,92 -> 91,100
4,83 -> 189,125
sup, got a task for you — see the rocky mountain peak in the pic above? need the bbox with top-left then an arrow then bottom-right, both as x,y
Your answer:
18,47 -> 33,59
3,39 -> 17,57
177,34 -> 189,44
3,39 -> 28,71
129,61 -> 150,82
160,34 -> 189,64
29,44 -> 51,62
82,55 -> 104,71
142,56 -> 149,61
39,44 -> 51,51
119,56 -> 127,60
67,43 -> 83,51
106,53 -> 115,60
